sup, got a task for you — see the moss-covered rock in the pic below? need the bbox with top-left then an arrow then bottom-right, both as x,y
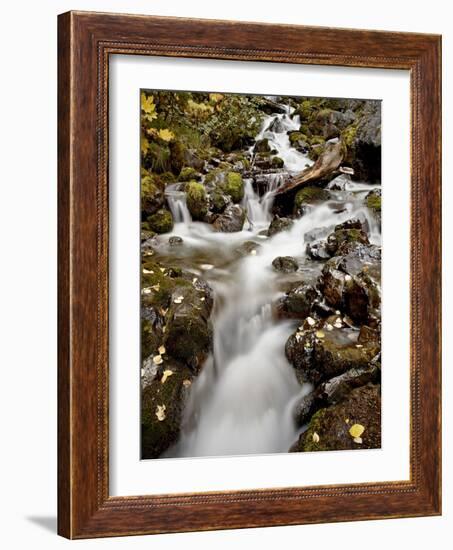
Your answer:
294,186 -> 330,210
272,256 -> 299,273
253,138 -> 271,153
186,181 -> 208,220
224,172 -> 244,203
141,359 -> 193,458
366,190 -> 381,212
179,166 -> 200,182
271,156 -> 285,168
164,286 -> 213,371
141,174 -> 165,215
147,208 -> 174,234
210,189 -> 230,213
290,384 -> 381,452
285,320 -> 380,385
275,283 -> 318,319
267,215 -> 294,237
169,140 -> 187,175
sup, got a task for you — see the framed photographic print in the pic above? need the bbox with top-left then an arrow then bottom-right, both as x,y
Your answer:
58,11 -> 442,538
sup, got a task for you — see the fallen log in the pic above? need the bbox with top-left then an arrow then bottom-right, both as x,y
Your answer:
275,140 -> 345,195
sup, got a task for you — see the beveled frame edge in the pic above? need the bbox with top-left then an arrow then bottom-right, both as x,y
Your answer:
57,10 -> 441,539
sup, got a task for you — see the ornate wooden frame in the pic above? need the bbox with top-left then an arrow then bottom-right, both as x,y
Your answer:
58,11 -> 442,539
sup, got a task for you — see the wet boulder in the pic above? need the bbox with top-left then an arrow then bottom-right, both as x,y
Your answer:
272,256 -> 299,273
235,240 -> 262,257
275,283 -> 319,319
254,138 -> 271,153
267,118 -> 287,133
285,319 -> 380,385
209,189 -> 230,213
294,186 -> 330,213
169,236 -> 184,246
224,172 -> 244,203
141,358 -> 194,459
164,286 -> 213,371
212,204 -> 246,232
267,215 -> 294,237
141,174 -> 165,216
290,384 -> 381,452
294,361 -> 380,426
179,166 -> 201,182
186,181 -> 208,220
147,208 -> 174,234
351,101 -> 381,182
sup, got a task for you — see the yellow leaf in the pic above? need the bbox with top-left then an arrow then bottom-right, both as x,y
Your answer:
152,355 -> 163,365
157,128 -> 174,142
209,93 -> 224,103
312,432 -> 320,443
141,135 -> 149,155
353,437 -> 363,444
349,424 -> 365,438
141,93 -> 157,121
315,330 -> 325,339
161,370 -> 173,384
183,379 -> 192,388
155,404 -> 166,421
158,345 -> 166,355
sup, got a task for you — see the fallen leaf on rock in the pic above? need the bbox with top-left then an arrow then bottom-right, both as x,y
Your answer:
200,264 -> 214,271
200,297 -> 205,302
353,437 -> 363,444
151,284 -> 160,291
152,354 -> 163,365
192,277 -> 198,284
312,432 -> 320,443
250,249 -> 257,256
155,404 -> 166,421
162,326 -> 166,333
306,317 -> 316,326
158,345 -> 166,355
349,424 -> 365,438
345,274 -> 352,282
142,288 -> 151,295
159,268 -> 166,273
161,369 -> 173,384
326,323 -> 333,331
183,379 -> 192,388
173,296 -> 184,304
315,330 -> 325,339
143,268 -> 154,274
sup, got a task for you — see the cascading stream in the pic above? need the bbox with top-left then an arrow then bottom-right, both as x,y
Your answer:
160,105 -> 381,458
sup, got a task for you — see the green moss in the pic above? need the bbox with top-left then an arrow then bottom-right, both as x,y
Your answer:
147,209 -> 174,234
224,172 -> 244,203
204,168 -> 225,186
295,186 -> 330,208
308,135 -> 326,146
186,181 -> 208,220
141,261 -> 193,309
179,166 -> 199,181
271,156 -> 285,168
141,362 -> 193,458
366,192 -> 381,212
159,171 -> 177,185
289,132 -> 307,145
298,99 -> 315,120
342,124 -> 358,149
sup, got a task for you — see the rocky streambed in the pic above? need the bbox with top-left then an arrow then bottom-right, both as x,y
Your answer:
140,92 -> 382,459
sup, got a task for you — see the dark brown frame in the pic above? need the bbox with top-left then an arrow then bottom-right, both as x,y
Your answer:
58,10 -> 442,539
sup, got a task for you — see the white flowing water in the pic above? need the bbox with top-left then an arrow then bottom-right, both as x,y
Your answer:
157,105 -> 381,458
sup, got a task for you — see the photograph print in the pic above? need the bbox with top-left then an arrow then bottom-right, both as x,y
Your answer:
139,90 -> 382,459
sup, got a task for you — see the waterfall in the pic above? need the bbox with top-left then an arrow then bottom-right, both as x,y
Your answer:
156,103 -> 381,459
165,184 -> 192,224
